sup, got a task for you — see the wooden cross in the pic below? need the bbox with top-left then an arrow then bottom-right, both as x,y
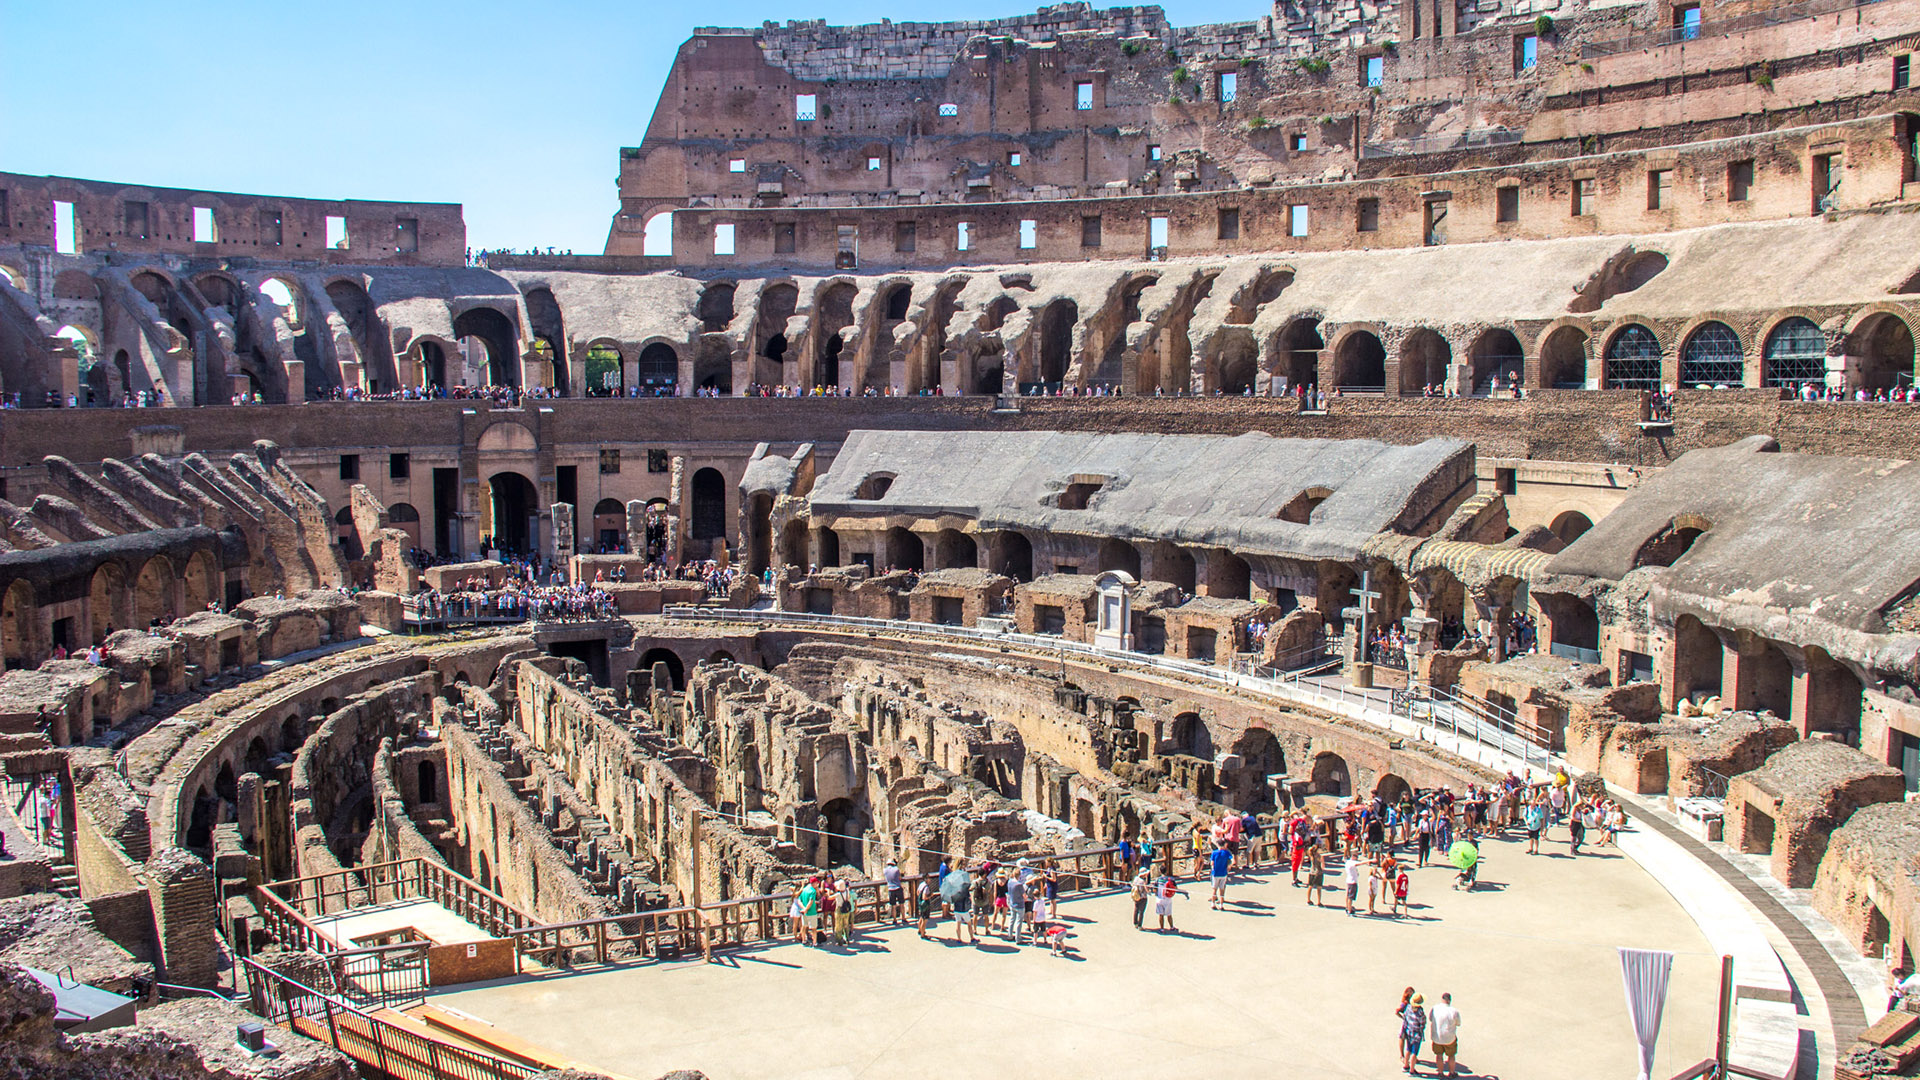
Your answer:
1351,570 -> 1383,663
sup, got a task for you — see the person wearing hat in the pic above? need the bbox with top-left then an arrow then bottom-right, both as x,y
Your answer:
1399,992 -> 1428,1074
883,859 -> 904,923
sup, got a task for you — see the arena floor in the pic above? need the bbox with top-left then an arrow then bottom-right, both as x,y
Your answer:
429,827 -> 1719,1079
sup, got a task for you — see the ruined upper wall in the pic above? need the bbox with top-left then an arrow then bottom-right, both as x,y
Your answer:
0,173 -> 465,266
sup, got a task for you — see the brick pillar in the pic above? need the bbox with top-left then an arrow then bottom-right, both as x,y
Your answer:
551,502 -> 575,562
145,847 -> 219,989
235,772 -> 264,846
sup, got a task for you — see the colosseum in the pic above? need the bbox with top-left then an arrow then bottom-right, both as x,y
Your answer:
6,0 -> 1920,1075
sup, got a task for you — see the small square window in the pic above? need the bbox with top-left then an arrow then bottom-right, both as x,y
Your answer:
1218,71 -> 1238,102
1572,177 -> 1595,216
795,94 -> 817,121
1728,159 -> 1754,202
1497,186 -> 1520,223
1675,4 -> 1701,39
1075,81 -> 1094,110
1647,169 -> 1673,210
867,157 -> 882,171
1008,152 -> 1022,167
339,454 -> 360,481
774,222 -> 795,253
938,102 -> 959,117
1149,216 -> 1169,249
600,449 -> 621,475
957,221 -> 972,251
1148,144 -> 1163,162
1019,219 -> 1038,249
192,206 -> 216,243
390,453 -> 410,480
894,220 -> 917,253
1356,197 -> 1380,232
1290,133 -> 1307,152
1495,467 -> 1518,495
1289,204 -> 1309,237
326,215 -> 348,250
1217,207 -> 1240,240
713,223 -> 735,255
1081,215 -> 1102,247
1897,54 -> 1912,90
647,449 -> 669,473
1515,34 -> 1538,72
1364,55 -> 1384,87
729,159 -> 746,173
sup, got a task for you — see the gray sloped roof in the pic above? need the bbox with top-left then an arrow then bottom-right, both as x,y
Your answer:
1546,436 -> 1920,634
810,430 -> 1473,563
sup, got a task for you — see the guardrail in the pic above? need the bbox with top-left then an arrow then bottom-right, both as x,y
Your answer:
262,858 -> 531,939
244,958 -> 535,1080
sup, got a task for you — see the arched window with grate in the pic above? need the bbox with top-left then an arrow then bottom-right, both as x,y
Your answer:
1679,322 -> 1744,387
1604,324 -> 1662,390
1764,317 -> 1827,388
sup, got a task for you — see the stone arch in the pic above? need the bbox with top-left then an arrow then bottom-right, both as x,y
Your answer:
757,282 -> 799,383
485,472 -> 539,555
1847,311 -> 1916,392
1276,317 -> 1324,391
932,529 -> 978,570
1218,334 -> 1258,394
884,527 -> 925,571
1602,323 -> 1663,390
1537,323 -> 1591,389
698,282 -> 737,332
89,563 -> 126,643
1672,614 -> 1724,703
1310,751 -> 1350,796
1678,321 -> 1745,388
281,715 -> 304,754
522,287 -> 569,396
1096,537 -> 1142,578
988,531 -> 1033,582
690,467 -> 728,544
451,306 -> 519,387
1549,510 -> 1593,546
1038,299 -> 1077,386
328,278 -> 400,393
1467,328 -> 1525,393
1763,315 -> 1830,389
1398,328 -> 1452,395
881,282 -> 912,322
54,269 -> 99,301
1231,727 -> 1285,777
1373,772 -> 1411,805
181,550 -> 217,613
636,341 -> 679,395
813,281 -> 857,389
583,338 -> 625,396
134,555 -> 176,628
637,647 -> 686,690
1333,329 -> 1386,390
0,580 -> 34,670
1167,712 -> 1212,759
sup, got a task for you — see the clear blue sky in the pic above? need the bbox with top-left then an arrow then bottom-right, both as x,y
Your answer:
4,0 -> 1258,254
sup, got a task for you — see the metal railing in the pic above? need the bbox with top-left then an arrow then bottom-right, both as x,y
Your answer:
244,958 -> 535,1080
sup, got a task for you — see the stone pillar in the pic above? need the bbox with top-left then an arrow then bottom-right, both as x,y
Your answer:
625,499 -> 647,558
552,502 -> 575,564
1402,614 -> 1439,670
235,772 -> 265,846
668,456 -> 688,564
1093,573 -> 1134,651
146,847 -> 219,989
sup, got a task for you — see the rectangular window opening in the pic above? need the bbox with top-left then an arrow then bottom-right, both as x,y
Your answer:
1572,177 -> 1595,216
1018,219 -> 1038,249
325,215 -> 348,250
1897,54 -> 1912,90
0,189 -> 9,229
1675,4 -> 1701,39
957,221 -> 972,251
54,200 -> 77,254
1728,159 -> 1754,201
1356,197 -> 1380,232
729,159 -> 746,173
395,217 -> 418,253
1008,151 -> 1022,167
867,156 -> 882,171
1081,215 -> 1102,247
124,201 -> 149,240
1648,169 -> 1673,211
600,449 -> 621,475
1497,186 -> 1520,223
1290,133 -> 1307,152
1516,34 -> 1538,72
938,102 -> 959,117
1076,81 -> 1094,110
713,223 -> 736,255
192,206 -> 217,244
1217,207 -> 1240,240
1149,215 -> 1170,250
1814,152 -> 1842,211
795,94 -> 818,121
647,449 -> 669,473
1364,55 -> 1384,87
1218,71 -> 1238,102
1288,203 -> 1309,237
339,454 -> 360,481
390,453 -> 410,480
1423,199 -> 1448,245
1148,144 -> 1162,162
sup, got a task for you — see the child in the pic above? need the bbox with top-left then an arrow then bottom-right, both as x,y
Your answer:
1393,866 -> 1411,917
1045,919 -> 1071,956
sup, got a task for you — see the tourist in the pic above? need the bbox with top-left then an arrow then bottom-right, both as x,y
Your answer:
1305,844 -> 1326,907
883,859 -> 904,922
788,887 -> 806,943
1417,808 -> 1434,867
1139,832 -> 1156,873
1394,987 -> 1416,1063
1392,864 -> 1411,917
1130,865 -> 1152,929
1524,798 -> 1545,854
992,867 -> 1011,934
1429,993 -> 1462,1077
1289,820 -> 1307,885
1007,866 -> 1029,943
1368,855 -> 1385,915
1343,851 -> 1361,916
797,876 -> 821,946
1453,835 -> 1481,891
1208,841 -> 1233,909
970,864 -> 992,937
1569,800 -> 1587,855
1041,866 -> 1059,923
832,879 -> 855,945
1399,992 -> 1428,1074
1241,810 -> 1262,870
915,876 -> 935,939
818,878 -> 837,945
1154,872 -> 1181,931
948,864 -> 975,944
1118,833 -> 1135,876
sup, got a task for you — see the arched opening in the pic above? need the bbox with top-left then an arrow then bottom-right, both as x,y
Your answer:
1800,646 -> 1863,741
281,715 -> 304,754
1539,325 -> 1590,389
187,785 -> 215,850
1310,752 -> 1350,797
1604,324 -> 1662,390
325,279 -> 396,393
814,527 -> 842,568
1549,511 -> 1593,547
523,287 -> 568,396
1232,728 -> 1284,778
1398,329 -> 1452,395
1280,318 -> 1324,391
485,473 -> 539,556
637,342 -> 679,395
1374,773 -> 1411,805
134,556 -> 175,628
88,564 -> 124,643
1206,551 -> 1252,601
452,307 -> 519,387
1335,331 -> 1386,391
1096,538 -> 1141,578
694,339 -> 733,393
1763,317 -> 1828,390
637,648 -> 686,691
1167,712 -> 1213,759
819,798 -> 868,868
244,736 -> 271,776
1680,322 -> 1745,387
1853,314 -> 1915,393
387,502 -> 422,547
1218,336 -> 1258,394
690,467 -> 727,547
419,341 -> 447,390
591,498 -> 626,552
781,521 -> 809,568
1468,328 -> 1525,393
1038,300 -> 1077,387
334,506 -> 362,561
757,283 -> 798,384
182,552 -> 215,613
418,760 -> 438,804
1633,517 -> 1708,568
698,283 -> 737,332
641,211 -> 674,257
884,527 -> 925,571
584,342 -> 624,396
882,284 -> 912,321
933,529 -> 977,570
973,351 -> 1005,395
0,581 -> 33,669
1673,615 -> 1724,703
814,283 -> 857,389
745,493 -> 774,573
991,531 -> 1033,582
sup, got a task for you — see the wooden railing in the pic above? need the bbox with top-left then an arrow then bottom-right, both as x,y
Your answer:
261,858 -> 531,936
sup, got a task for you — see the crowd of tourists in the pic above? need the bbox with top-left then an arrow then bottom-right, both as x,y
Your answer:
410,578 -> 617,623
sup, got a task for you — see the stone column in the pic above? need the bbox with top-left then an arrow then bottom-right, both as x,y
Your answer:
552,502 -> 575,565
146,847 -> 219,988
